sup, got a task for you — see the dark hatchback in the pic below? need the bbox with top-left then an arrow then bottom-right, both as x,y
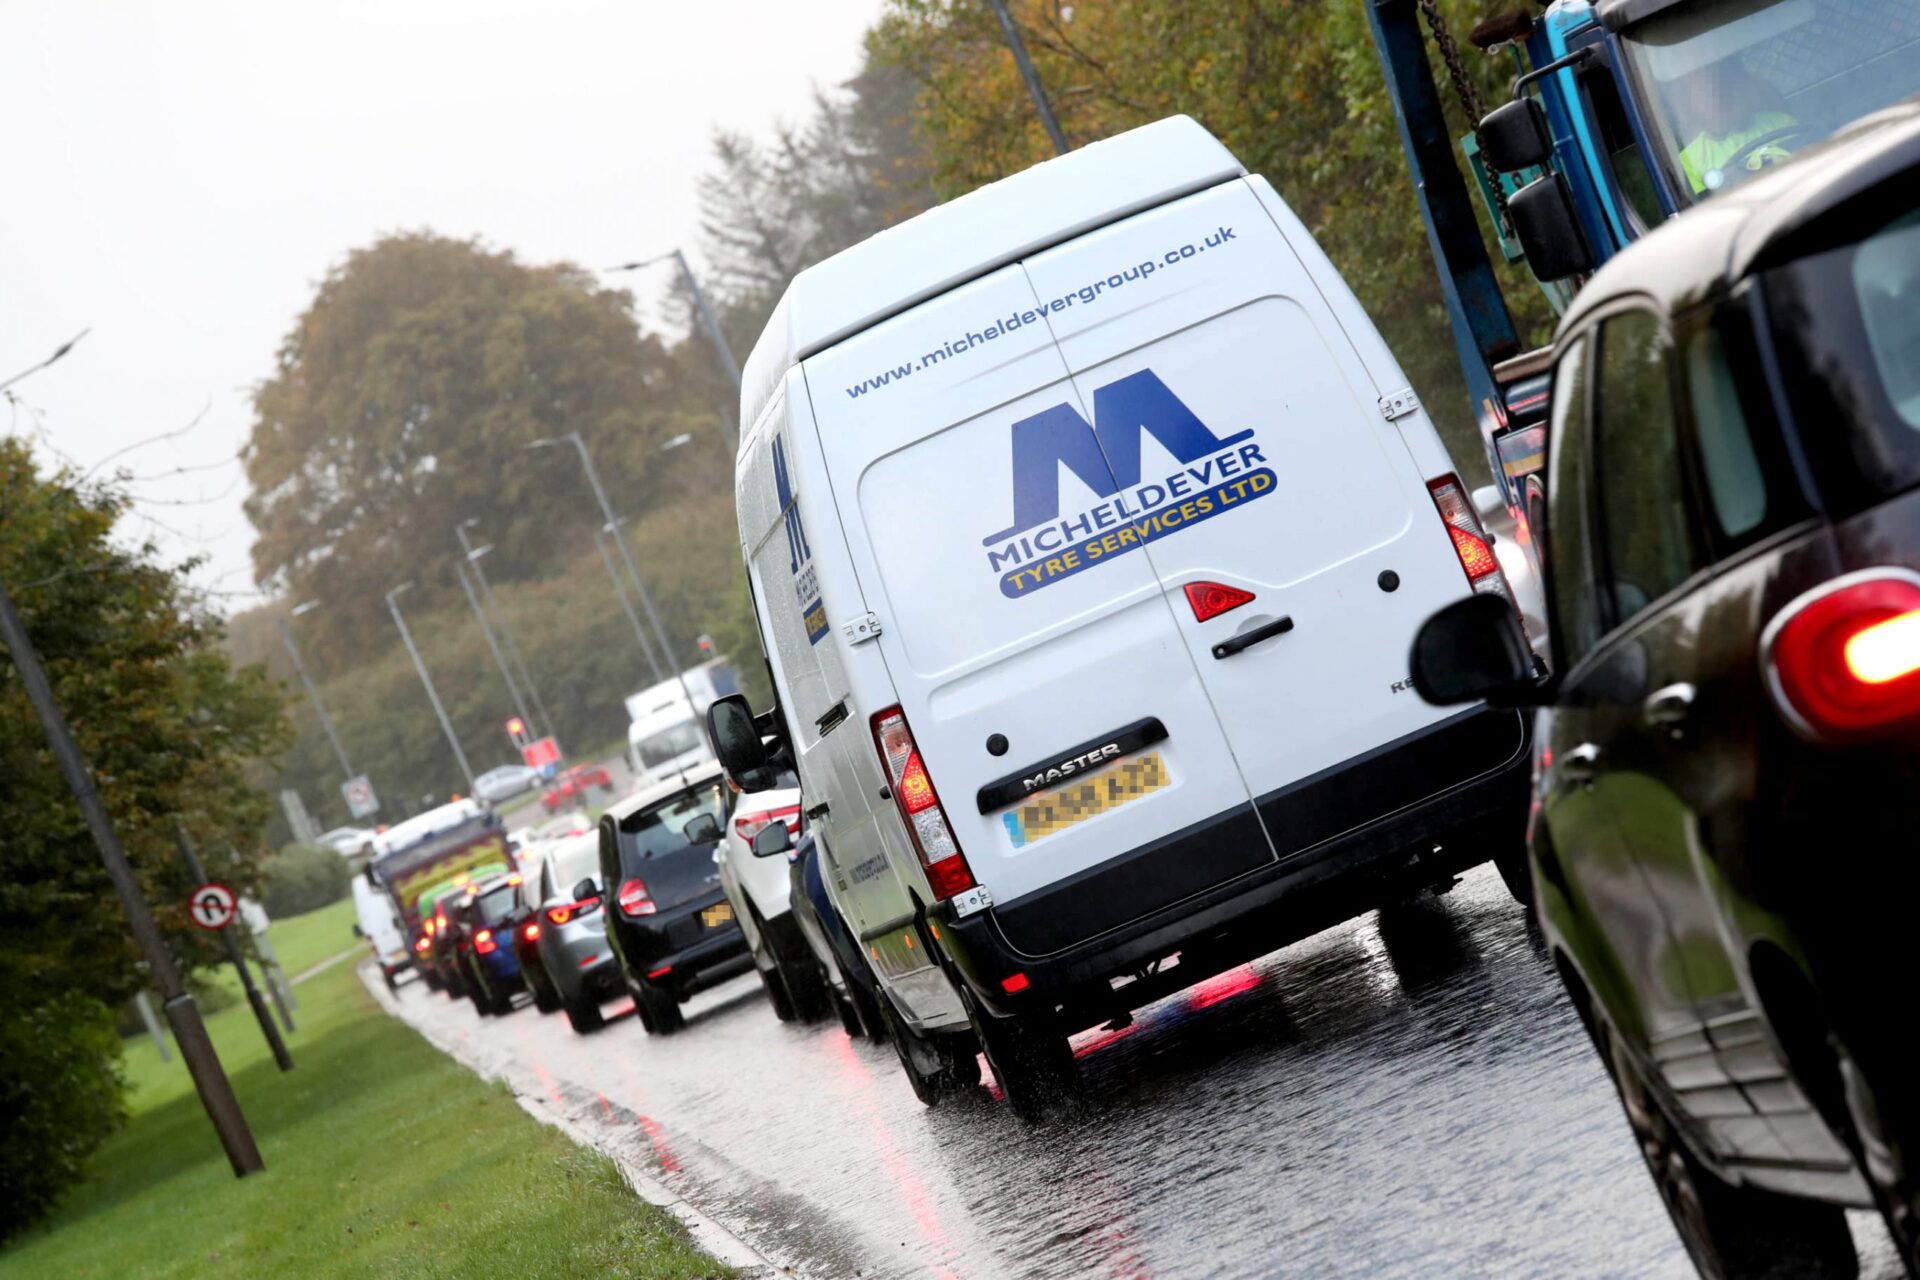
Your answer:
1413,103 -> 1920,1279
597,762 -> 752,1034
456,872 -> 531,1017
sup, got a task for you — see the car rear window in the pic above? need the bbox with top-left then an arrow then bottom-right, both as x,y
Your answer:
545,836 -> 601,898
615,782 -> 726,868
476,885 -> 518,926
635,719 -> 703,769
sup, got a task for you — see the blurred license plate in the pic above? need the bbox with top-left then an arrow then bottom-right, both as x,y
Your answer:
1002,752 -> 1167,849
700,902 -> 734,928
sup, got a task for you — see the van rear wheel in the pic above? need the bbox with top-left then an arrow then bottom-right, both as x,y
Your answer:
960,986 -> 1080,1123
881,994 -> 978,1106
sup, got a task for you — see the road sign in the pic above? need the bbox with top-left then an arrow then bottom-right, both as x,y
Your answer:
342,774 -> 379,819
189,882 -> 239,931
521,736 -> 561,769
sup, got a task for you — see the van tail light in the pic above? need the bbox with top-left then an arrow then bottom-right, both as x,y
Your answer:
474,929 -> 497,955
1184,581 -> 1255,623
1764,572 -> 1920,740
617,878 -> 657,917
734,804 -> 803,843
1427,474 -> 1513,604
870,706 -> 976,901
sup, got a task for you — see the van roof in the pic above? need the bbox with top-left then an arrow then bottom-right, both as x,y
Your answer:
739,115 -> 1244,439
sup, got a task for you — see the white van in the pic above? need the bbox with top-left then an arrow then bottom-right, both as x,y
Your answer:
352,871 -> 411,992
715,116 -> 1531,1119
623,660 -> 739,788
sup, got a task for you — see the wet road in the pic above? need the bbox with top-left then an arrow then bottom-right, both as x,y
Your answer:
388,866 -> 1899,1278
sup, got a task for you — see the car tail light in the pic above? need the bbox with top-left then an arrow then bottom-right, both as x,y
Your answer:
414,935 -> 431,953
545,899 -> 600,925
870,706 -> 975,901
1428,474 -> 1513,603
1183,581 -> 1255,623
617,878 -> 656,917
474,929 -> 497,955
522,923 -> 540,942
1764,571 -> 1920,740
734,804 -> 803,843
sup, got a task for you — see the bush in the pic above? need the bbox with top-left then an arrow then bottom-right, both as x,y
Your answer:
259,843 -> 350,919
0,991 -> 126,1242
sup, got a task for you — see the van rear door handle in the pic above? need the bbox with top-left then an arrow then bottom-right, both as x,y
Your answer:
1558,743 -> 1602,788
1211,615 -> 1294,660
1643,682 -> 1696,730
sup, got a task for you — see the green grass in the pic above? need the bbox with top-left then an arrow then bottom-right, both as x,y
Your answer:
5,956 -> 728,1279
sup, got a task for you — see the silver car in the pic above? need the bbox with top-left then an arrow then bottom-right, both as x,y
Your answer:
532,831 -> 620,1033
474,763 -> 538,805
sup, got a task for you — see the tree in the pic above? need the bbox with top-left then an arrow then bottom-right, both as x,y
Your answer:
0,439 -> 289,1239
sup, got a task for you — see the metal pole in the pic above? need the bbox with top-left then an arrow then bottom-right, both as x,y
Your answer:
674,248 -> 743,423
276,618 -> 353,779
456,524 -> 555,739
249,929 -> 298,1025
595,524 -> 665,682
174,827 -> 293,1070
985,0 -> 1070,156
564,433 -> 690,687
385,586 -> 476,793
133,990 -> 171,1061
0,577 -> 262,1175
455,560 -> 531,729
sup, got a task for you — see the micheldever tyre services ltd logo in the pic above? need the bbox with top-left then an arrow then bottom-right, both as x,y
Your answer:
981,368 -> 1275,598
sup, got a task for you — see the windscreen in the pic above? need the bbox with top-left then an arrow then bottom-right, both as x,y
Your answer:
476,885 -> 519,926
635,719 -> 704,770
1619,0 -> 1920,201
615,782 -> 726,867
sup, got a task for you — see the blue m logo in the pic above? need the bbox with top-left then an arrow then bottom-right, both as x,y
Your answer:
982,369 -> 1252,546
771,433 -> 810,573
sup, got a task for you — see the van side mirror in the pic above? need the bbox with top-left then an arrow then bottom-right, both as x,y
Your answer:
1509,172 -> 1594,282
1479,97 -> 1552,172
707,694 -> 770,782
352,922 -> 364,938
571,877 -> 600,903
1409,594 -> 1545,707
751,822 -> 794,858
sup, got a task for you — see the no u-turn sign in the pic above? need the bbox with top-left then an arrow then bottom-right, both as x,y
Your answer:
189,882 -> 238,931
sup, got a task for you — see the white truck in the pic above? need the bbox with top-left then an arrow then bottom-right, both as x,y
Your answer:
707,115 -> 1533,1121
623,659 -> 740,789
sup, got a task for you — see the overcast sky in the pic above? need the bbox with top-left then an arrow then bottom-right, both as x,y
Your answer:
2,1 -> 883,611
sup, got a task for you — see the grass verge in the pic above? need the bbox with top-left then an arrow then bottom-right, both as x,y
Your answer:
3,952 -> 728,1279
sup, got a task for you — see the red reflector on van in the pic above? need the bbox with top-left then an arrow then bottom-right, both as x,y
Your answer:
1184,581 -> 1255,622
1001,972 -> 1031,994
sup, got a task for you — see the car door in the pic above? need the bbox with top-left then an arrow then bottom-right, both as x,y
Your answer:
1534,321 -> 1705,1052
1019,178 -> 1493,855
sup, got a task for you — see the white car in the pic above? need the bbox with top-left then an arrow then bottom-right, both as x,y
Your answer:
714,769 -> 825,1021
712,115 -> 1534,1120
473,764 -> 539,804
316,826 -> 375,857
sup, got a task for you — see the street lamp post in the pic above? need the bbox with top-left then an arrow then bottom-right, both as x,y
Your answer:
275,600 -> 353,781
384,582 -> 475,793
455,520 -> 554,738
454,558 -> 531,731
985,0 -> 1070,156
595,522 -> 664,683
604,250 -> 740,446
527,433 -> 693,706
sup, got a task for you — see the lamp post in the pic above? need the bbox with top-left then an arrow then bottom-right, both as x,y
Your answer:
984,0 -> 1070,156
455,520 -> 553,738
527,433 -> 692,707
454,557 -> 531,732
275,600 -> 353,781
384,581 -> 475,793
604,250 -> 740,445
594,521 -> 664,684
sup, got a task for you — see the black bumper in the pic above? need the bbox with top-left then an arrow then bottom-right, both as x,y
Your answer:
608,892 -> 750,998
941,705 -> 1529,1025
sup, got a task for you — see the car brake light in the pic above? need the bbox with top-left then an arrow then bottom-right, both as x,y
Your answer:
1427,474 -> 1513,603
546,904 -> 573,925
545,899 -> 600,925
1765,572 -> 1920,740
474,929 -> 496,955
1183,581 -> 1255,623
870,707 -> 975,901
414,935 -> 431,953
734,804 -> 803,842
523,923 -> 540,941
617,878 -> 656,917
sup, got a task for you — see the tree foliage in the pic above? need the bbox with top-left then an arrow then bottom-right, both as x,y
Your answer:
0,439 -> 289,1239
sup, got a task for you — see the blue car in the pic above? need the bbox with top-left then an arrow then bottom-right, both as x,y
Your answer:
455,872 -> 531,1017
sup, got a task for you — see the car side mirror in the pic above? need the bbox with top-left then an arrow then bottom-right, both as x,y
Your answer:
1509,172 -> 1594,282
751,822 -> 794,858
706,694 -> 770,783
683,813 -> 722,844
571,877 -> 600,902
1409,594 -> 1544,707
1479,97 -> 1552,172
363,866 -> 378,888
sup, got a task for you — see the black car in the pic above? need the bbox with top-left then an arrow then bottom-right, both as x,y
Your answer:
597,761 -> 753,1034
1412,103 -> 1920,1279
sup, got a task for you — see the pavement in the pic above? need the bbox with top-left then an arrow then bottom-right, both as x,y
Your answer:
372,865 -> 1902,1279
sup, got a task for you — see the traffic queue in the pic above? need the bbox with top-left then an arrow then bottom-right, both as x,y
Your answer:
356,108 -> 1920,1280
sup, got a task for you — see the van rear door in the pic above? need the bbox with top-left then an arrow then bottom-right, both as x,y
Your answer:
1020,179 -> 1513,858
802,264 -> 1275,945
